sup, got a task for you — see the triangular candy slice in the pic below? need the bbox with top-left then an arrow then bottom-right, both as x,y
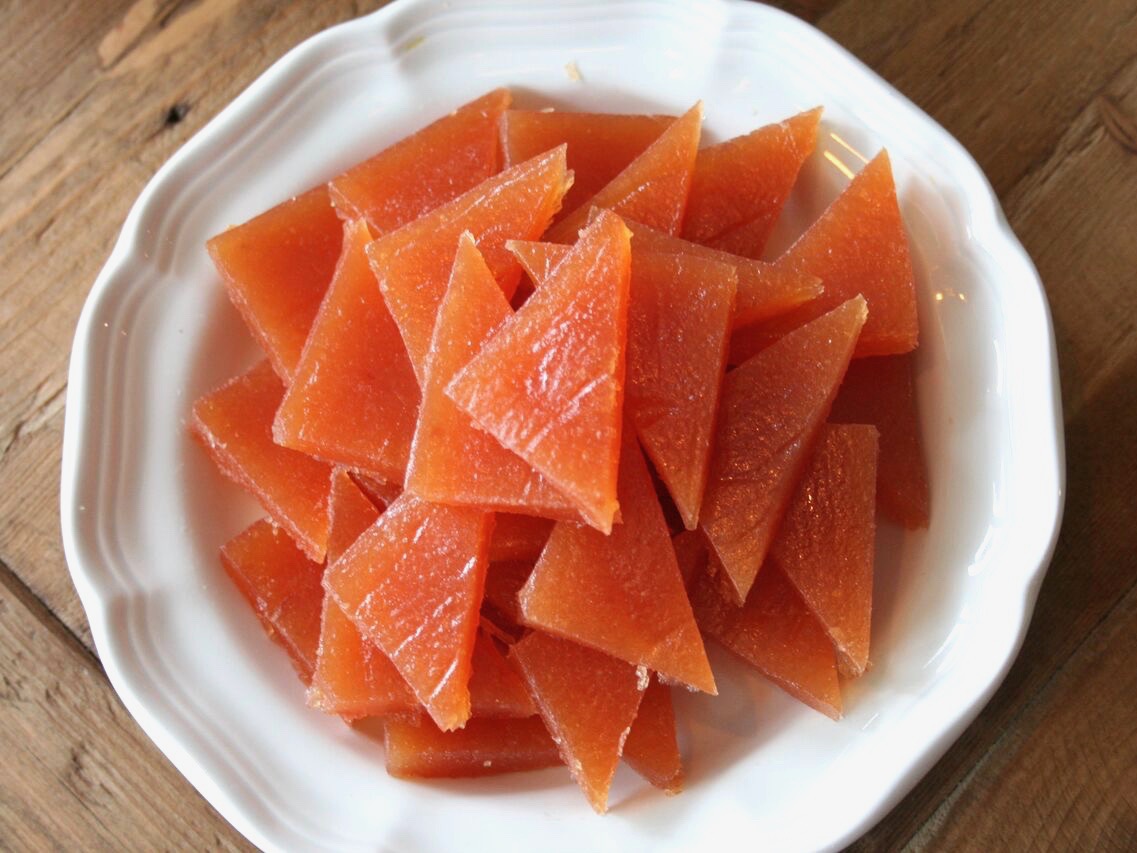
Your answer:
405,234 -> 580,518
468,629 -> 538,718
349,472 -> 402,509
309,471 -> 418,720
191,361 -> 332,561
770,424 -> 879,677
742,151 -> 917,357
699,297 -> 867,604
830,353 -> 930,528
545,103 -> 702,242
519,433 -> 716,694
367,147 -> 572,378
329,89 -> 511,235
509,631 -> 646,813
385,716 -> 561,779
220,519 -> 324,684
324,493 -> 492,730
206,185 -> 343,380
691,557 -> 841,719
508,239 -> 736,529
622,679 -> 683,794
684,108 -> 822,256
482,560 -> 535,631
623,220 -> 821,329
501,109 -> 674,217
446,210 -> 632,533
488,514 -> 553,563
624,251 -> 735,529
274,219 -> 420,482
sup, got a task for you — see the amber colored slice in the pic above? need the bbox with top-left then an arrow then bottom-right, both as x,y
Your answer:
771,425 -> 879,677
509,238 -> 735,529
329,89 -> 510,235
742,151 -> 918,358
308,599 -> 418,719
520,433 -> 716,694
325,469 -> 383,564
501,110 -> 674,217
622,679 -> 683,794
830,353 -> 930,528
367,147 -> 572,378
546,103 -> 702,243
446,210 -> 632,533
509,631 -> 646,813
691,559 -> 841,719
309,471 -> 417,719
468,629 -> 538,718
624,251 -> 736,529
483,560 -> 534,629
488,514 -> 553,563
220,519 -> 324,684
348,472 -> 402,510
623,220 -> 822,329
324,493 -> 492,730
700,297 -> 867,604
406,234 -> 579,518
684,108 -> 822,255
206,186 -> 343,380
273,219 -> 420,482
191,361 -> 333,561
385,716 -> 561,779
672,529 -> 709,588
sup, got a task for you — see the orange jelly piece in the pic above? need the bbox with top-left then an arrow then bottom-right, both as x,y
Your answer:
405,234 -> 579,518
771,425 -> 879,677
367,147 -> 572,377
274,219 -> 420,482
509,239 -> 736,529
206,186 -> 344,381
545,103 -> 703,243
691,558 -> 841,719
625,220 -> 822,329
501,109 -> 674,217
482,560 -> 534,630
623,679 -> 683,794
624,251 -> 736,529
385,716 -> 561,779
509,631 -> 646,813
324,493 -> 492,731
310,471 -> 417,719
446,210 -> 632,533
349,472 -> 402,509
468,629 -> 538,718
220,519 -> 324,684
488,514 -> 553,563
520,433 -> 716,694
191,361 -> 332,561
329,89 -> 511,235
685,108 -> 822,256
700,297 -> 867,604
830,353 -> 930,528
745,151 -> 918,358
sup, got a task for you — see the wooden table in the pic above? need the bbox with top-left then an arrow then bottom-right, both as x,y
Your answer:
2,0 -> 1135,848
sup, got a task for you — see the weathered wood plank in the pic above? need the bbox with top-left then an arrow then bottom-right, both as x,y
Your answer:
0,0 -> 392,652
854,50 -> 1137,853
814,0 -> 1137,198
913,581 -> 1137,851
0,557 -> 251,849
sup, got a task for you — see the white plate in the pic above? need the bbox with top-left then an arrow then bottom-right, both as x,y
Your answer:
60,0 -> 1065,850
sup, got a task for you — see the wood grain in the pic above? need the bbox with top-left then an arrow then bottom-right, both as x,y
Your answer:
0,558 -> 250,849
0,0 -> 1134,849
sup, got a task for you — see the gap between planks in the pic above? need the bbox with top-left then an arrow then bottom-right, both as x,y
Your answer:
0,552 -> 104,680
